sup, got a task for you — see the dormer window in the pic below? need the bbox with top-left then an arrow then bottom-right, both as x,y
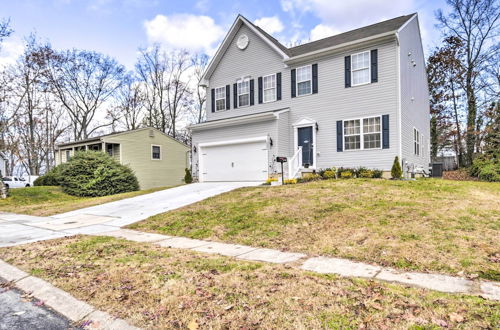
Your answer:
237,79 -> 250,107
351,51 -> 370,86
263,74 -> 276,103
296,65 -> 312,96
215,86 -> 226,111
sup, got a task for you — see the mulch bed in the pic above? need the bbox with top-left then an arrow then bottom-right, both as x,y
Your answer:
443,170 -> 479,181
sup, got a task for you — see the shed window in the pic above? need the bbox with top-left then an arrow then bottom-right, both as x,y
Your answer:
152,145 -> 161,160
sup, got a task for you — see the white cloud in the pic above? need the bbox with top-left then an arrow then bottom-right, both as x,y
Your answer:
310,24 -> 341,41
281,0 -> 418,45
195,0 -> 210,12
0,38 -> 24,68
254,16 -> 285,34
144,14 -> 224,55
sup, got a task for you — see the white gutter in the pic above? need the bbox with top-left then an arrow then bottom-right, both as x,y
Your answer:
189,109 -> 289,131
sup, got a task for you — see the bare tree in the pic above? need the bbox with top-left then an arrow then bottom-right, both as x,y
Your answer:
436,0 -> 500,165
45,49 -> 125,140
107,73 -> 145,131
191,54 -> 208,124
135,46 -> 193,138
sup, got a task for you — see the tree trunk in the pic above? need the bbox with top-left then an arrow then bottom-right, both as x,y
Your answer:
0,181 -> 7,199
450,78 -> 464,167
465,71 -> 477,166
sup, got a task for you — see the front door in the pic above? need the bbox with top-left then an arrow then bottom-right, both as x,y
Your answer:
297,126 -> 314,167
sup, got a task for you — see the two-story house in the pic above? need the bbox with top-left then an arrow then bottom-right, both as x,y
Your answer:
190,13 -> 430,182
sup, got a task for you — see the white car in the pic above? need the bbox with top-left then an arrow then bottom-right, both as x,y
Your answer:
2,176 -> 32,189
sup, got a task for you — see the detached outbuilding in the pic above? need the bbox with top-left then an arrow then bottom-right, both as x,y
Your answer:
55,128 -> 189,189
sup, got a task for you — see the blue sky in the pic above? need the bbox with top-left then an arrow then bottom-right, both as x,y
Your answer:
1,0 -> 448,69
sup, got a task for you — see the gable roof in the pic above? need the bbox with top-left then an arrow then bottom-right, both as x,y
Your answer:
287,14 -> 415,57
56,127 -> 189,149
202,13 -> 416,83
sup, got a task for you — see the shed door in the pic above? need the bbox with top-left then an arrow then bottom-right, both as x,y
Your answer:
201,140 -> 268,182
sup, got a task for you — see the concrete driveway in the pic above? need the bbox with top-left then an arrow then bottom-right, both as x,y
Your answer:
0,182 -> 260,247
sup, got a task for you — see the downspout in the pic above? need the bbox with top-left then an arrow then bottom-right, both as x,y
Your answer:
396,32 -> 403,166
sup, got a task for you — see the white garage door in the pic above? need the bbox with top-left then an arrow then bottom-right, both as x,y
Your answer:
200,139 -> 268,182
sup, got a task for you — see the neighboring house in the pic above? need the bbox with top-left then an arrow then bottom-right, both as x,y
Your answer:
55,128 -> 189,189
0,152 -> 7,177
190,13 -> 430,182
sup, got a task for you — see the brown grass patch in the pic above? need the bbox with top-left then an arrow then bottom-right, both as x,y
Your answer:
0,236 -> 497,329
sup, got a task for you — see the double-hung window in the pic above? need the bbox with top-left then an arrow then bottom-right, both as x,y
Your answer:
414,128 -> 420,156
215,86 -> 226,111
363,117 -> 381,149
263,74 -> 276,103
237,79 -> 250,107
296,65 -> 312,96
344,119 -> 361,150
351,51 -> 370,86
344,116 -> 382,150
152,145 -> 161,160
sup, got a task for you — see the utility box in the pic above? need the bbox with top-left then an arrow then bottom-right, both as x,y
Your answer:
431,163 -> 443,178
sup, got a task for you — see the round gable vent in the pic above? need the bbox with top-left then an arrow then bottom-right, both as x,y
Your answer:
237,34 -> 249,50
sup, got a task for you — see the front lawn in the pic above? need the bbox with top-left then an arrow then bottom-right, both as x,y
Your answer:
0,186 -> 170,216
129,179 -> 500,280
0,236 -> 497,329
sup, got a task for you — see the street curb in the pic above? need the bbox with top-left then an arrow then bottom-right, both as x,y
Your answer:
0,259 -> 140,330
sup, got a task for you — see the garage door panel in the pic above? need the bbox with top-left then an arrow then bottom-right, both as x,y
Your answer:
201,141 -> 268,182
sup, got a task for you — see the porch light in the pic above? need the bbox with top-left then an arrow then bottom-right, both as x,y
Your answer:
315,123 -> 319,131
193,146 -> 197,153
269,138 -> 273,147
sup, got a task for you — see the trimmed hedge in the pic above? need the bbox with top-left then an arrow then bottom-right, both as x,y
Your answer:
57,151 -> 139,197
391,156 -> 402,179
469,156 -> 500,182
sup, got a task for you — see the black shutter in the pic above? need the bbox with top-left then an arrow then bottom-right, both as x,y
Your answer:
225,85 -> 230,110
233,83 -> 238,108
312,63 -> 318,94
371,49 -> 378,83
276,72 -> 282,100
344,56 -> 351,88
382,114 -> 389,149
258,77 -> 263,104
211,88 -> 215,112
291,68 -> 296,98
250,79 -> 255,106
337,120 -> 343,152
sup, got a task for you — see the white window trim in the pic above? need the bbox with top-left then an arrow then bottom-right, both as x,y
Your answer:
237,78 -> 250,108
413,127 -> 420,156
262,73 -> 277,103
214,86 -> 226,112
293,118 -> 317,169
151,144 -> 162,160
296,64 -> 312,97
343,115 -> 383,151
351,50 -> 371,87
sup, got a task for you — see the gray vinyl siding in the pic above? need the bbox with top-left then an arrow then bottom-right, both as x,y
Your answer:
288,40 -> 399,170
198,17 -> 427,176
207,24 -> 289,121
398,17 -> 431,171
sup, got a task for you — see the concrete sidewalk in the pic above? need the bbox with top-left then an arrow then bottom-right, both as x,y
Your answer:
0,182 -> 259,247
100,229 -> 500,301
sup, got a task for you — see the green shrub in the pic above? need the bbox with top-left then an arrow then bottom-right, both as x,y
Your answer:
372,169 -> 383,178
34,164 -> 68,186
359,169 -> 374,178
58,151 -> 139,197
340,171 -> 353,179
469,156 -> 500,182
391,156 -> 402,179
323,170 -> 336,179
184,168 -> 193,184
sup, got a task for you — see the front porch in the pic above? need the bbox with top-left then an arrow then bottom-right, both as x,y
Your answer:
57,142 -> 121,164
